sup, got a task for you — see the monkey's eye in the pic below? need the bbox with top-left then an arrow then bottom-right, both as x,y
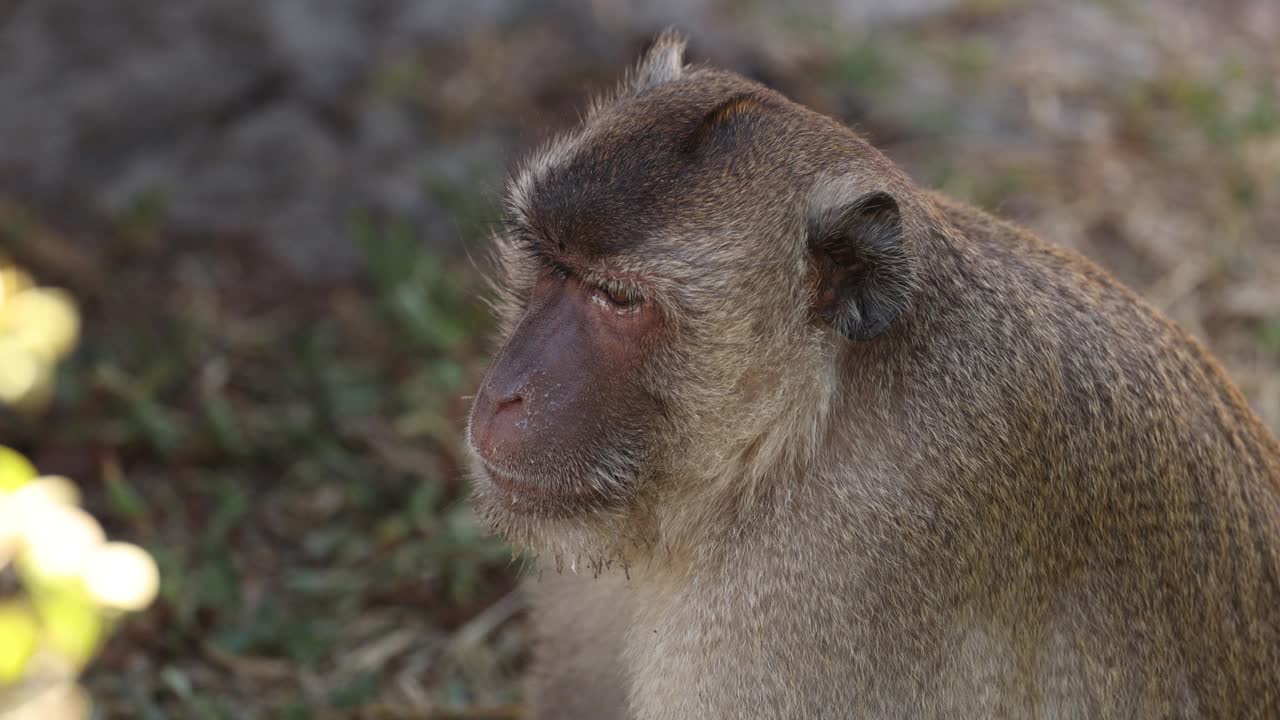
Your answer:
590,283 -> 642,314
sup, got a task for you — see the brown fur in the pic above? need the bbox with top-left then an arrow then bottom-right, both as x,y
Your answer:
468,31 -> 1280,719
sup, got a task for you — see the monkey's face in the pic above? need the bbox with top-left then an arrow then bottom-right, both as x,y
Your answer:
466,51 -> 917,560
463,99 -> 800,549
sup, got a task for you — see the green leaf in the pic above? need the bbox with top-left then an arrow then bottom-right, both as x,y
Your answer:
103,457 -> 148,519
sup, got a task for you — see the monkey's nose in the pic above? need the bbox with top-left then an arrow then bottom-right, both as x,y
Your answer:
472,387 -> 529,462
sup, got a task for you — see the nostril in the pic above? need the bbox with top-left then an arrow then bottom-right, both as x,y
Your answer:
495,391 -> 523,410
474,387 -> 529,460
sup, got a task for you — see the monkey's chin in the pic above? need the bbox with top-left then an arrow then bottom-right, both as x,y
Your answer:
467,454 -> 649,567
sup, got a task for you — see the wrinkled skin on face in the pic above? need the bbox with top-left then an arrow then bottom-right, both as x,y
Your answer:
468,268 -> 661,518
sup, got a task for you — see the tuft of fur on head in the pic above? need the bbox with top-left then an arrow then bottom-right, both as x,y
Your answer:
501,29 -> 692,283
630,28 -> 688,89
587,28 -> 688,118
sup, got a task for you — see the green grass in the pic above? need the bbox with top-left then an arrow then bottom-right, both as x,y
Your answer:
1,201 -> 522,718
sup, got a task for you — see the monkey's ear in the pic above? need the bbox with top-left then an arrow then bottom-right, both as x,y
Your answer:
630,29 -> 688,90
808,191 -> 916,341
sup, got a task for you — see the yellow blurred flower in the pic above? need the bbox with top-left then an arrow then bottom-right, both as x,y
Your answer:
0,446 -> 37,493
17,504 -> 105,580
8,476 -> 80,508
0,475 -> 79,568
0,260 -> 139,720
82,542 -> 161,612
0,602 -> 40,685
0,450 -> 161,702
0,288 -> 80,361
0,345 -> 46,411
36,589 -> 103,669
0,265 -> 35,302
1,682 -> 91,720
0,261 -> 80,412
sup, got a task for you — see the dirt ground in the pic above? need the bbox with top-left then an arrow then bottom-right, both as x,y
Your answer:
1,0 -> 1277,717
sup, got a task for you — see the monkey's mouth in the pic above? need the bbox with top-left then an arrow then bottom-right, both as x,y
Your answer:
474,456 -> 536,495
471,453 -> 604,511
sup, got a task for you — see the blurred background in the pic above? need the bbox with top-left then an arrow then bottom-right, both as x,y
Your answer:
0,0 -> 1277,717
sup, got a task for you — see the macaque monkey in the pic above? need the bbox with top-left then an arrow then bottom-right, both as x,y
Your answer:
466,31 -> 1280,719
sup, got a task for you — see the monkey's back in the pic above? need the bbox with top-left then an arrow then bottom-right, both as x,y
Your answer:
888,193 -> 1280,714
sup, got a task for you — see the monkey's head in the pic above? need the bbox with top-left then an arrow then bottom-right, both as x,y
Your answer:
466,32 -> 930,565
